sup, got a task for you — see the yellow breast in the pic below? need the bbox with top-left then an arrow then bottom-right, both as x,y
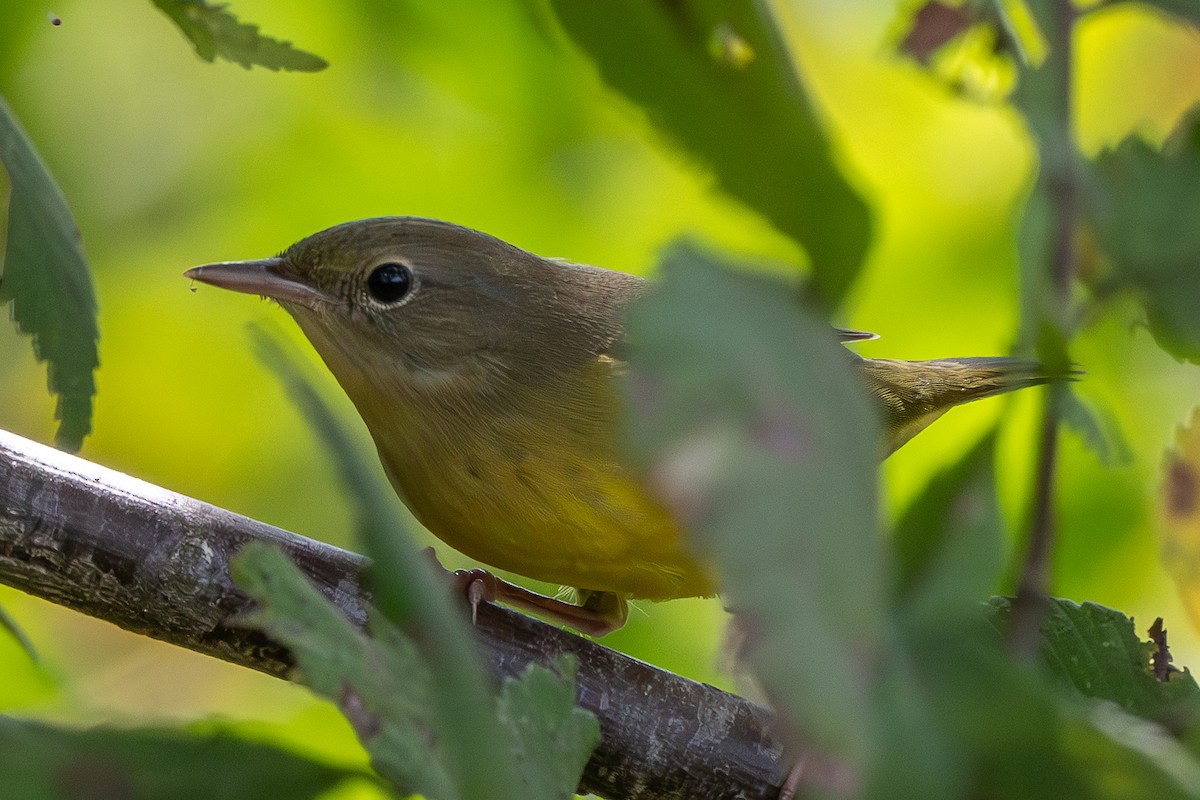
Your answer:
346,357 -> 715,601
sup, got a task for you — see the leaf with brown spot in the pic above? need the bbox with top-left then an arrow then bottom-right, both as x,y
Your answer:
899,1 -> 974,64
1162,407 -> 1200,634
987,598 -> 1200,719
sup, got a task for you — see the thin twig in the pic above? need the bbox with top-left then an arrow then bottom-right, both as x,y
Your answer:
1009,0 -> 1078,658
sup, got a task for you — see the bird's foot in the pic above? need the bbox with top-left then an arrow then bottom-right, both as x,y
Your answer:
420,549 -> 627,636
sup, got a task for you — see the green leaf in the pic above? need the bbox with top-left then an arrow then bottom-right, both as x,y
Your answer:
988,597 -> 1200,720
1067,700 -> 1200,799
248,328 -> 531,800
151,0 -> 328,71
899,625 -> 1072,800
1061,388 -> 1133,467
0,715 -> 360,800
0,97 -> 98,452
624,241 -> 883,767
547,0 -> 871,307
1086,111 -> 1200,362
902,621 -> 1200,800
234,544 -> 598,800
0,603 -> 37,664
232,542 -> 456,800
497,656 -> 600,800
864,640 -> 966,800
892,428 -> 1004,625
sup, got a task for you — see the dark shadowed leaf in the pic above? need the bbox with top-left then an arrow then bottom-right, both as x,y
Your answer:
151,0 -> 328,71
1061,388 -> 1133,467
0,97 -> 98,452
624,241 -> 883,768
867,430 -> 1003,799
892,428 -> 1004,625
0,715 -> 360,800
899,621 -> 1200,800
1087,111 -> 1200,362
863,641 -> 965,800
497,656 -> 600,800
548,0 -> 871,307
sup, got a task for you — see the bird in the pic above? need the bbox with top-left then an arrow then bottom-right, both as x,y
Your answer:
186,216 -> 1052,635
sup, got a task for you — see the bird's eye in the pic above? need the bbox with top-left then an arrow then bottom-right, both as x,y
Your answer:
366,262 -> 412,304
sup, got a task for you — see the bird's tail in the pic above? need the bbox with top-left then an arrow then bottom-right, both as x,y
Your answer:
920,356 -> 1067,402
858,356 -> 1075,455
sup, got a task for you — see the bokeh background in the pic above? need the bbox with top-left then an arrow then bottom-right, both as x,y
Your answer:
2,0 -> 1200,791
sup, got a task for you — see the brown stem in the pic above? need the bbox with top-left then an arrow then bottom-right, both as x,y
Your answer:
0,428 -> 787,799
1010,385 -> 1062,654
1010,0 -> 1078,657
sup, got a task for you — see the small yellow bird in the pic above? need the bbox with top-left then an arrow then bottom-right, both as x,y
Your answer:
187,217 -> 1050,634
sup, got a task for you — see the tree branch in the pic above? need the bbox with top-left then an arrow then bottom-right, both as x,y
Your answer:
0,428 -> 786,799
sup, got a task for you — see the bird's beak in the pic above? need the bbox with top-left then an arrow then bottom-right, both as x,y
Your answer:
184,258 -> 328,308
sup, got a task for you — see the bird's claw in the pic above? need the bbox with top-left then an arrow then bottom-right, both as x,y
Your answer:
451,568 -> 499,626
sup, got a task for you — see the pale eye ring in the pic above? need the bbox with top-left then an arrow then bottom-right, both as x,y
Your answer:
366,262 -> 412,304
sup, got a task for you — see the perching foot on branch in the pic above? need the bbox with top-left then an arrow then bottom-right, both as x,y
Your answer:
424,548 -> 628,637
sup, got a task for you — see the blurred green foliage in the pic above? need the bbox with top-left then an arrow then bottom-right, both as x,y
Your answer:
3,0 -> 1200,798
235,543 -> 596,800
891,428 -> 1004,624
234,542 -> 457,800
0,715 -> 364,800
625,244 -> 883,771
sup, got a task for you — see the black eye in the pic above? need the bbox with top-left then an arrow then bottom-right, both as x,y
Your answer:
367,262 -> 412,304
